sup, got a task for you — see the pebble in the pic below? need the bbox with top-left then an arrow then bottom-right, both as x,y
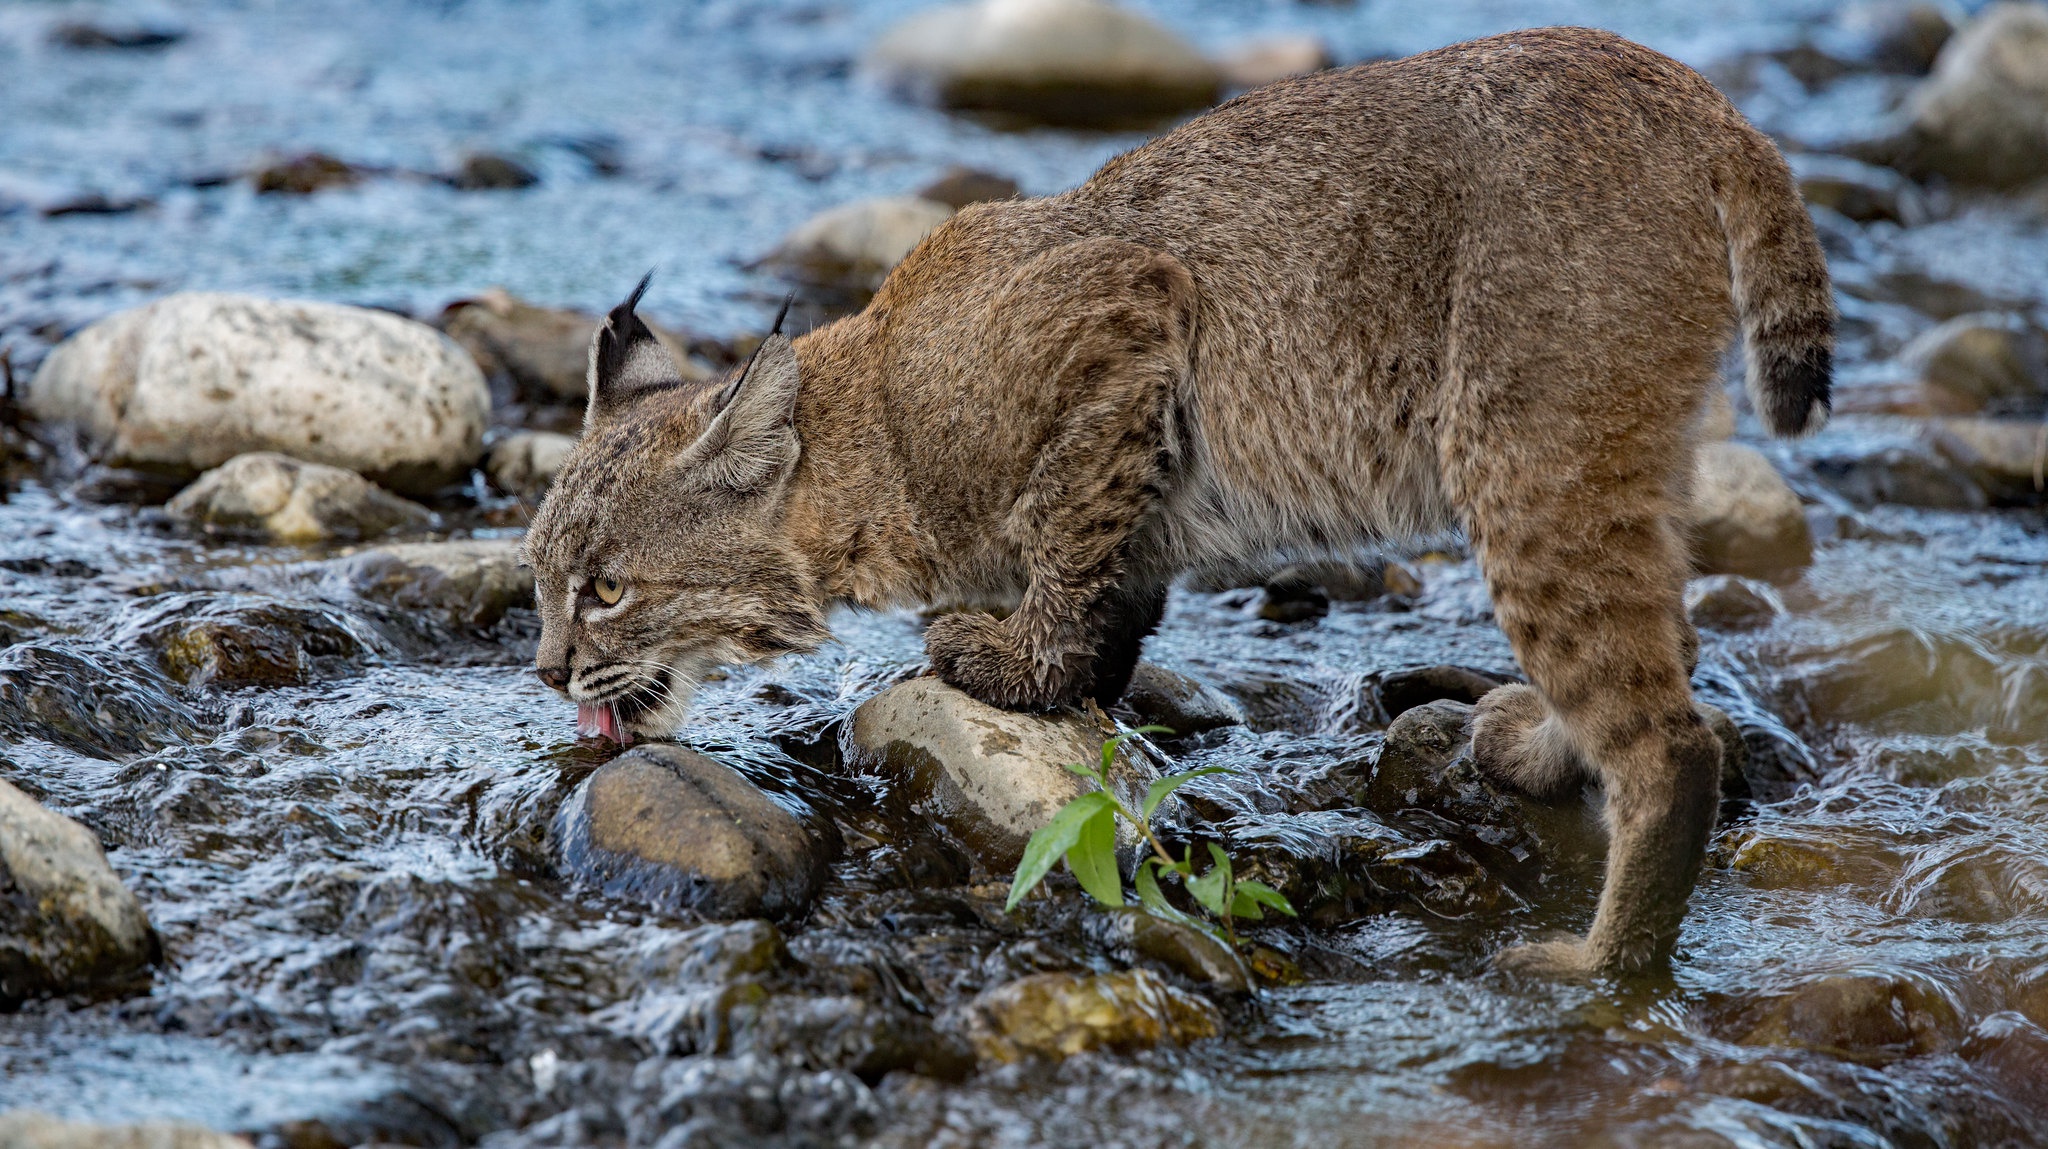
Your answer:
0,1112 -> 248,1149
27,293 -> 489,495
0,778 -> 158,1006
758,196 -> 955,298
558,746 -> 838,920
450,152 -> 539,190
1690,442 -> 1814,577
864,0 -> 1222,129
166,453 -> 433,543
966,969 -> 1220,1062
251,152 -> 364,195
842,677 -> 1159,870
486,430 -> 577,497
1891,2 -> 2048,186
47,22 -> 185,51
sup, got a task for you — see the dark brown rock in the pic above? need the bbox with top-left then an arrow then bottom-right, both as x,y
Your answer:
252,153 -> 363,195
913,166 -> 1019,210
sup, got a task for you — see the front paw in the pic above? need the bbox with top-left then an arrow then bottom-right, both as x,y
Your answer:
1492,936 -> 1601,981
924,612 -> 1072,712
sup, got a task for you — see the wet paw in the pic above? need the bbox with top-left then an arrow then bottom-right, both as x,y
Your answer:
1469,683 -> 1586,799
924,612 -> 1071,712
1491,936 -> 1600,980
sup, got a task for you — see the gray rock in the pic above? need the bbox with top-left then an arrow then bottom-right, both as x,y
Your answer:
1224,804 -> 1515,923
759,197 -> 955,297
112,592 -> 380,688
1215,35 -> 1332,90
1806,425 -> 1989,508
558,746 -> 837,920
842,677 -> 1159,870
0,1112 -> 247,1149
166,453 -> 433,544
864,0 -> 1222,128
334,538 -> 534,628
1837,1 -> 1957,74
913,166 -> 1020,210
1924,416 -> 2048,505
0,778 -> 157,1006
0,642 -> 205,758
451,152 -> 538,190
966,969 -> 1220,1063
1898,312 -> 2048,416
27,293 -> 488,494
486,430 -> 577,497
1893,2 -> 2048,186
1791,152 -> 1927,226
1093,907 -> 1248,992
1691,442 -> 1814,577
1118,661 -> 1245,736
440,289 -> 709,405
1686,574 -> 1785,630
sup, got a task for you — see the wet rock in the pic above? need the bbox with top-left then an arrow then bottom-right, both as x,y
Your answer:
1838,1 -> 1957,74
913,166 -> 1020,210
1224,806 -> 1514,923
1216,35 -> 1333,90
113,592 -> 379,688
966,969 -> 1220,1062
1961,1011 -> 2048,1094
166,453 -> 433,543
333,538 -> 533,629
559,746 -> 837,920
758,196 -> 954,297
1117,661 -> 1244,736
1686,574 -> 1784,630
439,289 -> 712,406
1924,417 -> 2048,505
1891,2 -> 2048,187
0,778 -> 158,1006
27,293 -> 489,494
864,0 -> 1223,129
251,152 -> 364,195
486,430 -> 576,497
450,151 -> 538,190
1252,574 -> 1329,623
1690,442 -> 1813,577
1898,312 -> 2048,416
1741,973 -> 1963,1063
67,465 -> 188,506
1093,907 -> 1248,992
630,919 -> 789,987
48,22 -> 185,51
0,642 -> 205,757
1792,153 -> 1926,226
1374,665 -> 1515,720
1780,625 -> 2043,740
0,1112 -> 247,1149
842,677 -> 1159,870
1806,428 -> 1987,509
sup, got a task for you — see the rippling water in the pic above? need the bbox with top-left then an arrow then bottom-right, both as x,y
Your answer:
3,1 -> 2047,1146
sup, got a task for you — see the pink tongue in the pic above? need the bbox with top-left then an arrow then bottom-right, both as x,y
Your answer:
576,703 -> 631,745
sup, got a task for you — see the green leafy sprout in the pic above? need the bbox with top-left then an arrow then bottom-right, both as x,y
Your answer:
1004,728 -> 1296,951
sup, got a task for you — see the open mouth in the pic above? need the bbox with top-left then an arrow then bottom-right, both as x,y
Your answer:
573,668 -> 674,746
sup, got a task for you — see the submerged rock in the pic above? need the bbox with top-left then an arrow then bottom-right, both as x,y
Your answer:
842,677 -> 1158,870
1224,805 -> 1514,923
1686,574 -> 1784,631
166,453 -> 433,543
1924,417 -> 2048,505
486,430 -> 576,497
450,151 -> 538,190
1890,2 -> 2048,186
1117,661 -> 1245,736
113,592 -> 379,688
1740,973 -> 1963,1063
1690,442 -> 1813,577
0,1112 -> 247,1149
1898,312 -> 2048,416
26,293 -> 488,494
334,538 -> 534,629
559,747 -> 837,920
966,969 -> 1220,1062
1806,426 -> 1988,509
0,642 -> 206,758
865,0 -> 1222,128
0,779 -> 157,1006
759,196 -> 955,297
1093,907 -> 1249,992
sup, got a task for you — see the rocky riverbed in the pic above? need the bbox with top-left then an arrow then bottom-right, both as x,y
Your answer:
4,1 -> 2047,1146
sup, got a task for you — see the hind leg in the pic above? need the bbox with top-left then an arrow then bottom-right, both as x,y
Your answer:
1450,451 -> 1722,978
1087,582 -> 1167,707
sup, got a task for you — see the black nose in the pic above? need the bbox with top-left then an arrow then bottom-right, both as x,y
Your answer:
536,665 -> 570,690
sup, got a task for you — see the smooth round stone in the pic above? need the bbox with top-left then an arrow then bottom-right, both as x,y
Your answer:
1118,661 -> 1245,736
334,539 -> 534,629
1,778 -> 158,1006
166,452 -> 432,544
558,746 -> 836,920
967,969 -> 1220,1063
1690,442 -> 1814,577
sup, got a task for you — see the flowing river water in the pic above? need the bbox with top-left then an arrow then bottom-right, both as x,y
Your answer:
3,1 -> 2047,1146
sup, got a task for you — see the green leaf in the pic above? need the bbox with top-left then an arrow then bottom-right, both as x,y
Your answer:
1186,847 -> 1230,919
1234,879 -> 1297,918
1227,889 -> 1265,920
1066,805 -> 1123,907
1004,792 -> 1112,912
1060,759 -> 1099,779
1142,766 -> 1231,821
1133,858 -> 1175,916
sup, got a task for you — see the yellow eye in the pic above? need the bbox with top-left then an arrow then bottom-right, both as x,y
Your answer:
594,576 -> 623,606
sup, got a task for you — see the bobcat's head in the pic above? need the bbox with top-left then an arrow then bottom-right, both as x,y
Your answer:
521,280 -> 830,742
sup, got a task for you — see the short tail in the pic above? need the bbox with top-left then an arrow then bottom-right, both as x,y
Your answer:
1716,124 -> 1835,437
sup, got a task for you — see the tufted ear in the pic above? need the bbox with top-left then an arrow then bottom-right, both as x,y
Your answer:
676,298 -> 802,493
586,272 -> 683,427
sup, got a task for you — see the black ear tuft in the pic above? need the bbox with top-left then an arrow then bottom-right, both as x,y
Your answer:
769,291 -> 794,337
587,270 -> 682,426
715,292 -> 799,413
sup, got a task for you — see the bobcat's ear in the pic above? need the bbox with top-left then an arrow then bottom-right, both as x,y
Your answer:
586,272 -> 683,427
677,330 -> 802,493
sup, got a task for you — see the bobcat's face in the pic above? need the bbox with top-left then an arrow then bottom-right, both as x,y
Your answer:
520,284 -> 828,742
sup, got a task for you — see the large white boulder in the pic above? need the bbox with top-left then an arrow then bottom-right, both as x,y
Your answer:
27,293 -> 490,494
1897,2 -> 2048,186
1690,442 -> 1814,577
864,0 -> 1223,128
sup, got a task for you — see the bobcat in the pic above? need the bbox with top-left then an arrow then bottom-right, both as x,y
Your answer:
521,27 -> 1833,977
